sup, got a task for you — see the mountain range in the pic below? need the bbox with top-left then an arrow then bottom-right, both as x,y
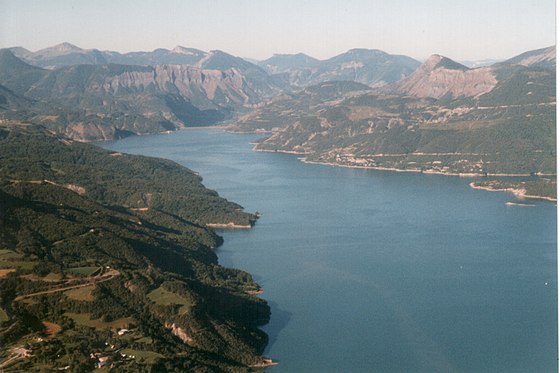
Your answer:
0,48 -> 282,140
0,43 -> 429,140
232,46 -> 555,184
11,43 -> 422,88
1,43 -> 555,180
10,43 -> 210,69
258,48 -> 420,88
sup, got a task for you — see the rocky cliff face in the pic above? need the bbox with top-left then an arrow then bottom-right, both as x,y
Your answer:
231,46 -> 556,177
0,50 -> 283,140
95,64 -> 259,107
393,54 -> 497,99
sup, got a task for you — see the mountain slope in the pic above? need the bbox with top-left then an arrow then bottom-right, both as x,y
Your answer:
10,43 -> 208,69
315,49 -> 421,87
392,54 -> 497,99
228,80 -> 372,132
504,45 -> 555,69
263,48 -> 421,88
259,53 -> 320,73
0,84 -> 33,111
9,43 -> 423,91
0,124 -> 271,371
107,46 -> 208,66
0,50 -> 281,140
0,49 -> 49,94
392,50 -> 557,102
10,42 -> 109,69
231,47 -> 556,179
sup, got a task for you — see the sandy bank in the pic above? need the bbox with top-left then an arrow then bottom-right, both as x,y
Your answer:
469,182 -> 557,202
206,222 -> 252,229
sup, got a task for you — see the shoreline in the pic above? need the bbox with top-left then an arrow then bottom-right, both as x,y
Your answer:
250,358 -> 278,368
206,222 -> 253,229
227,129 -> 273,134
247,146 -> 557,202
468,182 -> 557,202
252,145 -> 309,155
299,158 -> 549,178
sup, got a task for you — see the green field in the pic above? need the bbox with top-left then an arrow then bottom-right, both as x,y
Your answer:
120,349 -> 164,363
134,336 -> 153,345
0,249 -> 38,270
64,285 -> 95,301
65,312 -> 133,330
67,266 -> 100,276
0,249 -> 23,260
147,286 -> 189,306
0,307 -> 9,322
0,261 -> 37,270
43,272 -> 63,281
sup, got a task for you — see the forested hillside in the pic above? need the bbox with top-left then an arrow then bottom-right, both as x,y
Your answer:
0,124 -> 271,372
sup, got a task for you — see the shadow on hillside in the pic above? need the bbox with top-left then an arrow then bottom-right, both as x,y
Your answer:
262,301 -> 292,356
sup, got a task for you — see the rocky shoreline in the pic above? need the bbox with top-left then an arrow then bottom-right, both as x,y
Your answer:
251,145 -> 556,202
468,182 -> 557,202
207,222 -> 253,229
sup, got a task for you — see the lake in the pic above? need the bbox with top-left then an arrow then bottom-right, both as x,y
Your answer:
102,128 -> 557,373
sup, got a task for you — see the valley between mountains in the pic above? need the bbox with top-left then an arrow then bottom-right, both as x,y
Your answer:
0,41 -> 555,371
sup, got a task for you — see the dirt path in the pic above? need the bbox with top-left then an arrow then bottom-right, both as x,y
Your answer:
14,270 -> 120,302
0,347 -> 31,369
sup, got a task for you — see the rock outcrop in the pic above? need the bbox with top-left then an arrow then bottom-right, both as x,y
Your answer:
393,54 -> 497,99
165,322 -> 194,345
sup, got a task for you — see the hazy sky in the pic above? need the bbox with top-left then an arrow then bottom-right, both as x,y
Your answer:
0,0 -> 555,61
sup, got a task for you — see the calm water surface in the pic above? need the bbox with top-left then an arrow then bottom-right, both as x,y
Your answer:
102,128 -> 557,373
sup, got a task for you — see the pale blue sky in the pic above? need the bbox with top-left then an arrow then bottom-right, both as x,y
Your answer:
0,0 -> 555,61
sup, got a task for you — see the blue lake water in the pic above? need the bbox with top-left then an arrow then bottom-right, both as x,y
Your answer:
102,128 -> 557,373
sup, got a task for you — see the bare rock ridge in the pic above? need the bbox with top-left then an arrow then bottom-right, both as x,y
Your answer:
504,45 -> 556,68
0,49 -> 282,140
91,64 -> 257,106
393,54 -> 497,99
419,54 -> 468,71
9,43 -> 422,89
40,42 -> 82,54
395,46 -> 555,100
0,44 -> 555,142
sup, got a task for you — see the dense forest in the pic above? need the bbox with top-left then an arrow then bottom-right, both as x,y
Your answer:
0,124 -> 271,372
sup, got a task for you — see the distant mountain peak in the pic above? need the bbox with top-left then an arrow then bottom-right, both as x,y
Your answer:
347,48 -> 383,54
8,46 -> 31,57
258,53 -> 320,75
0,49 -> 39,70
421,54 -> 468,72
51,42 -> 83,53
32,42 -> 86,60
505,45 -> 556,69
393,54 -> 496,99
172,46 -> 205,56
